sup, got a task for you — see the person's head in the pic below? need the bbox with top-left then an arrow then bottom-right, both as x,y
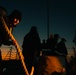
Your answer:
30,26 -> 37,32
54,34 -> 60,39
49,33 -> 53,38
61,38 -> 67,42
8,9 -> 22,27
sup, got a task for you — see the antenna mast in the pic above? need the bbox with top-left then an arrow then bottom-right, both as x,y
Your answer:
73,30 -> 76,47
73,30 -> 76,57
47,0 -> 50,39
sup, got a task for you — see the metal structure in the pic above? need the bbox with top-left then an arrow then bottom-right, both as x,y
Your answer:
73,30 -> 76,46
73,30 -> 76,57
4,46 -> 19,60
47,0 -> 49,39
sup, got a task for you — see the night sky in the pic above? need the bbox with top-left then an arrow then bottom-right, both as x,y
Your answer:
0,0 -> 76,56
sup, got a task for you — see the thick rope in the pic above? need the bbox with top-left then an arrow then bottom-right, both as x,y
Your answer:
0,16 -> 29,75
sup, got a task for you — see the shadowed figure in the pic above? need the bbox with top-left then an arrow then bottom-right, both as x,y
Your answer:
41,39 -> 47,49
22,26 -> 41,74
36,34 -> 66,75
0,6 -> 22,75
0,6 -> 22,46
56,38 -> 68,75
51,34 -> 60,52
56,38 -> 68,56
47,34 -> 60,51
46,34 -> 54,49
45,34 -> 60,55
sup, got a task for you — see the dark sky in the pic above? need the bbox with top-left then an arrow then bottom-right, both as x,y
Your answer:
0,0 -> 76,53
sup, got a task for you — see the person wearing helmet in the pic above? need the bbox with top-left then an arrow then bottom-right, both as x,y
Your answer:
56,37 -> 68,56
0,6 -> 22,46
0,6 -> 22,75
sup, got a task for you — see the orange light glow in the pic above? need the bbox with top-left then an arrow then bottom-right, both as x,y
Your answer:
14,18 -> 20,25
1,46 -> 20,60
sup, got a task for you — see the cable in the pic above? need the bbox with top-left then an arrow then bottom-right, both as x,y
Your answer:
0,16 -> 29,75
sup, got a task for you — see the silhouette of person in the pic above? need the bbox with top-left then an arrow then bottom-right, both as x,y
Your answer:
46,33 -> 60,55
51,34 -> 60,51
36,34 -> 66,75
0,6 -> 22,75
56,38 -> 68,56
41,39 -> 47,49
0,6 -> 22,46
22,26 -> 41,74
56,38 -> 68,75
46,34 -> 54,49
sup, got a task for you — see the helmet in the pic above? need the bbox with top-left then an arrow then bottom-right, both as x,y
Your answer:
54,34 -> 60,38
8,9 -> 22,22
